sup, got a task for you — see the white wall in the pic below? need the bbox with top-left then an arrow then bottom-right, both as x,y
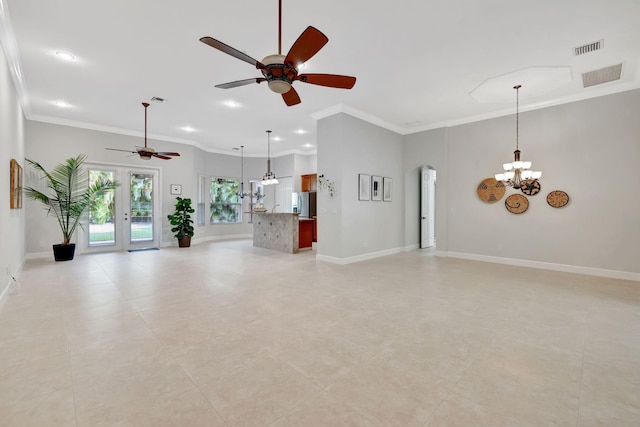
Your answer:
317,113 -> 405,261
0,42 -> 25,296
292,153 -> 318,192
404,89 -> 640,278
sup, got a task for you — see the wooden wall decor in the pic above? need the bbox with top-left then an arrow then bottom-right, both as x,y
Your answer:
10,158 -> 22,209
477,177 -> 506,203
546,190 -> 569,208
505,193 -> 528,214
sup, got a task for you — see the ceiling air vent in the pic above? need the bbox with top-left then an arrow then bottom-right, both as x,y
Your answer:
582,63 -> 623,88
574,39 -> 603,56
150,96 -> 166,103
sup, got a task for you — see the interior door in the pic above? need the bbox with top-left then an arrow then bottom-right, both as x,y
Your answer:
79,164 -> 160,253
420,166 -> 436,248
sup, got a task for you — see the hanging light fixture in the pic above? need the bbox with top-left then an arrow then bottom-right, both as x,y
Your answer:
235,145 -> 250,198
261,130 -> 279,185
495,85 -> 542,189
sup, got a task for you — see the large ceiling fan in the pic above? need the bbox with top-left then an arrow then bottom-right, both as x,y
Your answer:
199,0 -> 356,106
105,103 -> 180,160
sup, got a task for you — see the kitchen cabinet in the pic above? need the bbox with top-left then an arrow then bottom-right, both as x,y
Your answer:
299,219 -> 313,249
301,174 -> 317,192
313,217 -> 317,242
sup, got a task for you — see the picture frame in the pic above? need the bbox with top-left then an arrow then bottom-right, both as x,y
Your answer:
358,174 -> 370,200
170,184 -> 182,195
10,158 -> 22,209
371,175 -> 382,201
383,177 -> 392,202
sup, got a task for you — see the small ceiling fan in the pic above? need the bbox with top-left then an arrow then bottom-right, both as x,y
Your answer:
199,0 -> 356,106
105,102 -> 181,160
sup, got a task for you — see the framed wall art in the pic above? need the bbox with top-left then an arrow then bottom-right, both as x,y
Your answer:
170,184 -> 182,195
358,174 -> 370,200
371,175 -> 382,201
383,177 -> 392,202
10,158 -> 22,209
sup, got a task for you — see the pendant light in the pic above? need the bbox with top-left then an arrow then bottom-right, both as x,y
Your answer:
495,85 -> 542,189
236,145 -> 250,198
261,130 -> 279,185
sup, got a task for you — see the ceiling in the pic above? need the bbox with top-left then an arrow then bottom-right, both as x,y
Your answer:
2,0 -> 639,157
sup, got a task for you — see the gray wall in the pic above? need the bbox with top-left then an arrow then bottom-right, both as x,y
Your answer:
404,89 -> 640,278
404,128 -> 449,252
0,42 -> 25,296
317,113 -> 405,261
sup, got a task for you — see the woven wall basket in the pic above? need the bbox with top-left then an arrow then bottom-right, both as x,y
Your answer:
477,178 -> 506,203
505,193 -> 529,214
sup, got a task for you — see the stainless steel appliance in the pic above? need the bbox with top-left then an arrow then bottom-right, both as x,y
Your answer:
292,191 -> 317,218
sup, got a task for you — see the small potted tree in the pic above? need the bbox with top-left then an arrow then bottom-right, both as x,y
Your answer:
167,197 -> 195,247
24,154 -> 119,261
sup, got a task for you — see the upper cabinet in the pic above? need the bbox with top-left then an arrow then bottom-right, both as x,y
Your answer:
301,174 -> 317,192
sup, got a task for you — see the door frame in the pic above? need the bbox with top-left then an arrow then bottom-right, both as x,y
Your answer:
420,165 -> 436,249
78,161 -> 162,254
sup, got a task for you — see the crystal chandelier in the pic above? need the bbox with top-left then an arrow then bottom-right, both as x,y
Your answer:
261,130 -> 279,185
495,85 -> 541,189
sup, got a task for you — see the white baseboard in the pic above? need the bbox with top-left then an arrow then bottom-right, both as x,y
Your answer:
25,251 -> 51,260
1,261 -> 24,303
317,246 -> 406,265
443,251 -> 640,282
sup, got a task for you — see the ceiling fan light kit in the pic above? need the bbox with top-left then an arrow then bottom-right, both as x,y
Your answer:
105,102 -> 181,160
199,0 -> 356,106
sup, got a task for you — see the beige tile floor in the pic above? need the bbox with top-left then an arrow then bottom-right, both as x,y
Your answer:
1,239 -> 639,426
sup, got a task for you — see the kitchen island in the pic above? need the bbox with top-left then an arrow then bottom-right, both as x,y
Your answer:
252,212 -> 300,254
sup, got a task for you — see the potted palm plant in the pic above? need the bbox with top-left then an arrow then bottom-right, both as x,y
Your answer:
24,154 -> 119,261
167,197 -> 195,247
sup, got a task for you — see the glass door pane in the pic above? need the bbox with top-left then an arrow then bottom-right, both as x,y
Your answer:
129,173 -> 154,243
88,169 -> 117,247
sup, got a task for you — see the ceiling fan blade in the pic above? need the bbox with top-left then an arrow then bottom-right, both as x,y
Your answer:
215,78 -> 266,89
200,37 -> 265,69
284,26 -> 328,66
155,152 -> 181,157
282,87 -> 301,106
298,73 -> 356,89
105,148 -> 136,153
152,154 -> 173,160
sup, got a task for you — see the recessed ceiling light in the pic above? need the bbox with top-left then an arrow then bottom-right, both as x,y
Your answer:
223,100 -> 240,108
55,51 -> 76,62
303,143 -> 314,148
53,100 -> 71,108
181,126 -> 196,133
272,136 -> 282,142
294,129 -> 307,134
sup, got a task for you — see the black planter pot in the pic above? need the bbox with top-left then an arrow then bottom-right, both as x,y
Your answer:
53,243 -> 76,261
178,236 -> 191,248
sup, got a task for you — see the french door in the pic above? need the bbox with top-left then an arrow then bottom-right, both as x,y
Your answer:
78,164 -> 160,253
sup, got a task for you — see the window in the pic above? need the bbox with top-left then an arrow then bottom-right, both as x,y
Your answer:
197,175 -> 206,226
210,177 -> 241,224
